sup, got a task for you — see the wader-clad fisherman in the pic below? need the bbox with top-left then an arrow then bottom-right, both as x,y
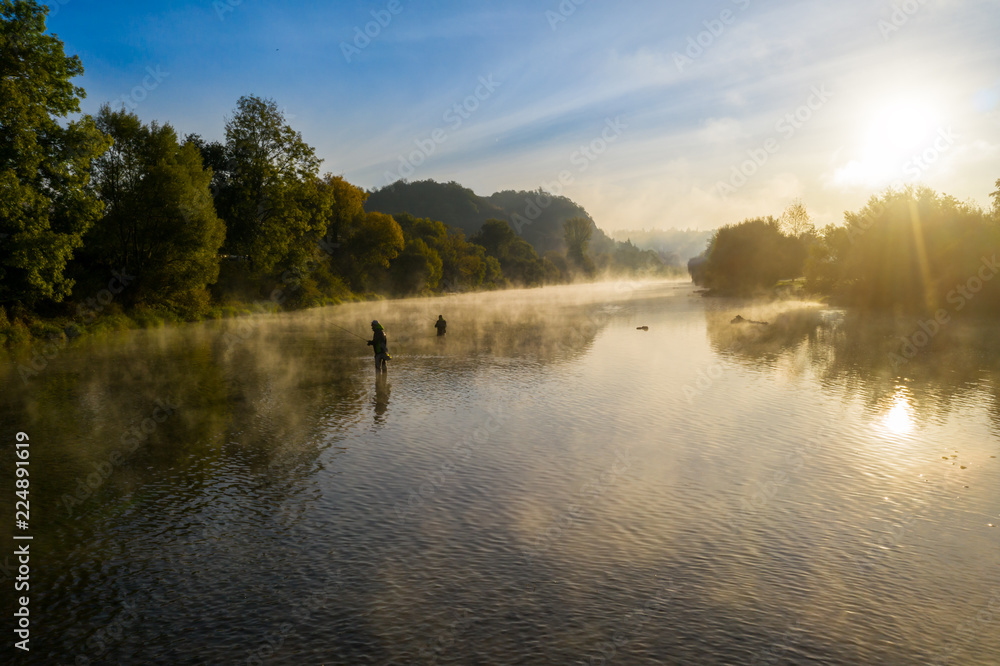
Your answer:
434,315 -> 447,336
367,320 -> 390,375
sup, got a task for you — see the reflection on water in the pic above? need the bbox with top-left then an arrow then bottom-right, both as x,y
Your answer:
1,281 -> 999,664
882,388 -> 916,437
374,376 -> 391,420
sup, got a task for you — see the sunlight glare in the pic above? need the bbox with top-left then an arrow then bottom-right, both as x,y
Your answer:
832,94 -> 945,188
883,389 -> 915,436
873,100 -> 937,152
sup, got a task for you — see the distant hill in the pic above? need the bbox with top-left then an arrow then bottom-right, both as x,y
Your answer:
611,228 -> 714,264
365,180 -> 614,255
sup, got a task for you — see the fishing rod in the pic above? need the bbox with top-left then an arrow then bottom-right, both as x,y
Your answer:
331,320 -> 411,358
331,321 -> 368,341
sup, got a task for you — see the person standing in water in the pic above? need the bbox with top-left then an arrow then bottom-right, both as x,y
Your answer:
434,315 -> 447,336
367,320 -> 390,375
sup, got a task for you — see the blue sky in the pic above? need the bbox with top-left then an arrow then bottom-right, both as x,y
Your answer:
48,0 -> 1000,232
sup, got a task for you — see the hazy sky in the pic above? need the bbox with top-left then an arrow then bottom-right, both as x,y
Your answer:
50,0 -> 1000,232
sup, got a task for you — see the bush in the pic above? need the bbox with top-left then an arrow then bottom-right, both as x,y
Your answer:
0,316 -> 31,348
702,217 -> 808,294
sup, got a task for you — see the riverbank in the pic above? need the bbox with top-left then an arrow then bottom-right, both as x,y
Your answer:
0,300 -> 274,350
0,273 -> 670,351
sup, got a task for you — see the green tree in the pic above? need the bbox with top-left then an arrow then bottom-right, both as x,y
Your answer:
86,106 -> 225,312
390,237 -> 443,294
482,254 -> 504,288
703,217 -> 807,294
392,212 -> 494,291
836,186 -> 997,311
563,216 -> 595,275
543,250 -> 569,281
0,0 -> 110,305
471,219 -> 546,286
687,252 -> 708,286
322,174 -> 367,250
803,224 -> 850,295
185,133 -> 229,196
990,177 -> 1000,220
610,239 -> 664,275
470,218 -> 517,257
216,95 -> 325,275
339,211 -> 404,292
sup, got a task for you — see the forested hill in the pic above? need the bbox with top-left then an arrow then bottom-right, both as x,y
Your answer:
365,179 -> 615,255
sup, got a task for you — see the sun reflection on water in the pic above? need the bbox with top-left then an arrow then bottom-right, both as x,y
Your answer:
882,388 -> 915,435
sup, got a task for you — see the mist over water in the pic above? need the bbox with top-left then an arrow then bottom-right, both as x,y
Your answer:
2,281 -> 999,664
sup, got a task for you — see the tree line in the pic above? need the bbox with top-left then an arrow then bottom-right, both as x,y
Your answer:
689,185 -> 1000,313
0,1 -> 667,345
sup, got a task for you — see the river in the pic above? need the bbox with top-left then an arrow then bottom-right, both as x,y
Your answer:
1,280 -> 998,664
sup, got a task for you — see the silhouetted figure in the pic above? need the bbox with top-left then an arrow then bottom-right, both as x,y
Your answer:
367,320 -> 390,375
435,314 -> 447,336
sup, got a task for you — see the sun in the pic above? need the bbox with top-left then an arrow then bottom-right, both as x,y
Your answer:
869,99 -> 939,153
831,95 -> 945,188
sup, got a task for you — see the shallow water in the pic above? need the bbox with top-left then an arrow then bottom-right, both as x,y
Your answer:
2,281 -> 999,664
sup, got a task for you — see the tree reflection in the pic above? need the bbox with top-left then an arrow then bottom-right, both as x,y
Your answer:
705,304 -> 1000,433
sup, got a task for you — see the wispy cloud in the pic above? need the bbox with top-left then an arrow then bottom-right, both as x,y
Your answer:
51,0 -> 1000,231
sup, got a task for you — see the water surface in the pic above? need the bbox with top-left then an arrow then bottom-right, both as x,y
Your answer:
2,281 -> 999,664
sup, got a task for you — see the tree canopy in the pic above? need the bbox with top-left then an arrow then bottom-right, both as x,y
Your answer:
214,94 -> 327,275
700,217 -> 808,294
812,186 -> 1000,311
563,216 -> 595,275
0,0 -> 110,305
83,105 -> 225,312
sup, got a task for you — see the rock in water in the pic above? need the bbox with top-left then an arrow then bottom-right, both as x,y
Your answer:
731,314 -> 769,325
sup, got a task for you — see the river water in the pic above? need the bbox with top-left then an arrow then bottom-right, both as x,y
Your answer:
1,280 -> 999,664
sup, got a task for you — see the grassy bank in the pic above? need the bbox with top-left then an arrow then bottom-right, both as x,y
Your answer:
0,300 -> 288,350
